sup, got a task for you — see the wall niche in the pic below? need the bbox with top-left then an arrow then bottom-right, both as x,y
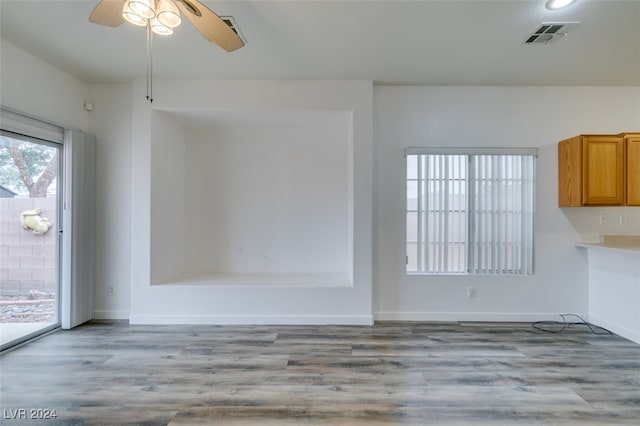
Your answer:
150,109 -> 354,287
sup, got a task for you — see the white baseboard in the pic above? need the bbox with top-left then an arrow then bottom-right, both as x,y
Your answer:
93,310 -> 130,320
374,311 -> 574,323
588,314 -> 640,345
95,311 -> 601,327
129,314 -> 374,326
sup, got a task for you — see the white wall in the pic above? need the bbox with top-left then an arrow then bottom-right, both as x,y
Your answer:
0,39 -> 89,131
5,37 -> 639,324
87,84 -> 133,319
182,118 -> 351,278
150,111 -> 186,284
586,248 -> 640,344
130,79 -> 373,324
375,86 -> 640,321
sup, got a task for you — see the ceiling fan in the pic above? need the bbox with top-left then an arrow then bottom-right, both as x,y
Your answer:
89,0 -> 245,101
89,0 -> 245,52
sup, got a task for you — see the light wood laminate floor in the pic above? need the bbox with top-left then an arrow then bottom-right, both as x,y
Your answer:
1,321 -> 639,425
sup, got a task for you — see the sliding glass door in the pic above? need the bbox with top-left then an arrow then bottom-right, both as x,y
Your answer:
0,133 -> 61,350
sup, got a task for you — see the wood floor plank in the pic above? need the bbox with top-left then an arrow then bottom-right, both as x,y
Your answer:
1,320 -> 639,425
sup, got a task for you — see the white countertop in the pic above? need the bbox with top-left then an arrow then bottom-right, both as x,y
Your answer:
576,235 -> 640,255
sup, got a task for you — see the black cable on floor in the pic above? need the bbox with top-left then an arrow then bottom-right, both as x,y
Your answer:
532,313 -> 612,335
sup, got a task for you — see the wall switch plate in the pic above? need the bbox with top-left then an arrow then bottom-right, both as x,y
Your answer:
467,286 -> 477,299
619,214 -> 627,225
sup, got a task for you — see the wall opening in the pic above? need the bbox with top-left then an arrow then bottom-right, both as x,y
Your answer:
149,109 -> 354,287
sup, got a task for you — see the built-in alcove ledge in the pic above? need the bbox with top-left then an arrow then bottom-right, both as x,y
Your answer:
576,235 -> 640,255
152,272 -> 352,288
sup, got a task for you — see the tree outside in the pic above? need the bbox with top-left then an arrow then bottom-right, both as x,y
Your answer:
0,135 -> 58,197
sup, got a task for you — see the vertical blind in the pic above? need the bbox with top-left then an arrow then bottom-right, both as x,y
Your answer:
406,148 -> 536,276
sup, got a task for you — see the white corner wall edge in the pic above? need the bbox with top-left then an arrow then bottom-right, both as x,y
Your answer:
589,314 -> 640,345
374,312 -> 578,323
129,315 -> 374,325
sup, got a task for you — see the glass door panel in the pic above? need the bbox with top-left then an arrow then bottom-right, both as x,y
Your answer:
0,134 -> 60,350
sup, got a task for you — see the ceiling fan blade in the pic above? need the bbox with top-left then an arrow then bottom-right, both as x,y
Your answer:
89,0 -> 126,27
175,0 -> 245,52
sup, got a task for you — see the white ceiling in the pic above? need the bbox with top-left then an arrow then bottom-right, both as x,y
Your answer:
1,0 -> 639,86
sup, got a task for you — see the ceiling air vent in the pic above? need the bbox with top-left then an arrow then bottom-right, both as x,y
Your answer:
220,16 -> 247,44
525,21 -> 579,44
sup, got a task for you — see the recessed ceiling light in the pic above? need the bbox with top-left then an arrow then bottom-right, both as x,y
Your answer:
545,0 -> 578,10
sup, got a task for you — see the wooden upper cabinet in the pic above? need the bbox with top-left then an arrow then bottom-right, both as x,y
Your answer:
558,135 -> 583,206
626,133 -> 640,206
582,135 -> 625,205
558,134 -> 625,206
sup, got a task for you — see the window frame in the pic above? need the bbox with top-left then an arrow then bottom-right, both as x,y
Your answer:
405,147 -> 537,276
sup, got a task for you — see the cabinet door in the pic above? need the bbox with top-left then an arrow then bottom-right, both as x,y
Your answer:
558,136 -> 582,206
627,135 -> 640,206
582,136 -> 625,205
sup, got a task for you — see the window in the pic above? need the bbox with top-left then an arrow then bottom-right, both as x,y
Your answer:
406,148 -> 536,275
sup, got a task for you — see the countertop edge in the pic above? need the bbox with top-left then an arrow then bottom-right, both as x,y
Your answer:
576,242 -> 640,255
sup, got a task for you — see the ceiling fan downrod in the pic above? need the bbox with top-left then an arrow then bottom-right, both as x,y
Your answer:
146,21 -> 154,103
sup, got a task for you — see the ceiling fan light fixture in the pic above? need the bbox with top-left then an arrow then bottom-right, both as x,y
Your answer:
123,11 -> 147,26
129,0 -> 156,20
545,0 -> 578,10
150,18 -> 174,35
156,0 -> 182,28
122,0 -> 148,26
89,0 -> 246,102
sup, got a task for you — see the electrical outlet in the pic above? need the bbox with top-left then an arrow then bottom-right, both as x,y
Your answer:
599,214 -> 608,225
108,286 -> 115,296
619,214 -> 627,225
466,286 -> 477,299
